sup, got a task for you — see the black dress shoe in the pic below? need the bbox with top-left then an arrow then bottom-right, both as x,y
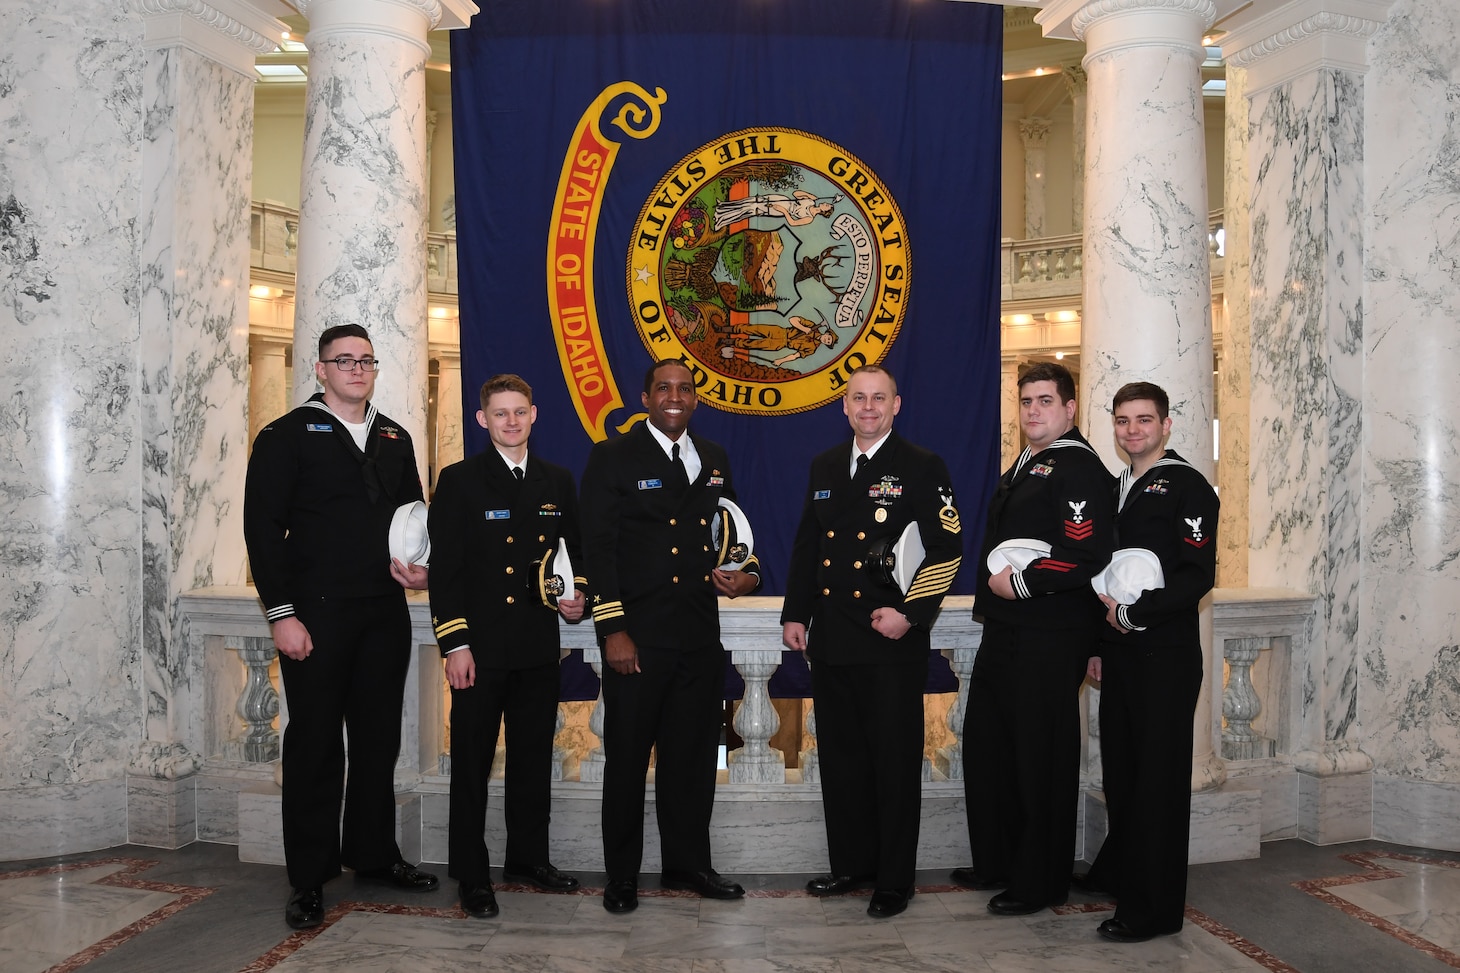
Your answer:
459,882 -> 499,918
1070,871 -> 1109,895
1097,918 -> 1160,943
805,874 -> 874,896
987,891 -> 1046,916
355,860 -> 440,892
285,886 -> 324,930
949,866 -> 1007,890
867,887 -> 913,919
661,869 -> 745,899
502,862 -> 581,892
603,878 -> 638,914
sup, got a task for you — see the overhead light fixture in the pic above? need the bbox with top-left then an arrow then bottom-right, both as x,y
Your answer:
1054,351 -> 1065,360
256,64 -> 307,80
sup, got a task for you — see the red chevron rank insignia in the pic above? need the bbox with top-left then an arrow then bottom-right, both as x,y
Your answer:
1064,519 -> 1094,540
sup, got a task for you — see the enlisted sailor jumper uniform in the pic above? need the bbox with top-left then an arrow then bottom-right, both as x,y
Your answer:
243,393 -> 424,890
578,421 -> 760,882
427,448 -> 585,889
781,432 -> 963,893
1085,450 -> 1218,935
964,427 -> 1115,908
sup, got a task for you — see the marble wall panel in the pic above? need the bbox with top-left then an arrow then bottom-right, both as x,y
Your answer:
1373,777 -> 1460,852
1359,0 -> 1460,789
1246,68 -> 1365,757
1217,65 -> 1252,587
0,6 -> 145,810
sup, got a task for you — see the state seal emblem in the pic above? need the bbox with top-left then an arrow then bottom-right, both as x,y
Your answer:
626,127 -> 910,415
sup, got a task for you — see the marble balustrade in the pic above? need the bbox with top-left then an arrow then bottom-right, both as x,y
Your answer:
155,586 -> 1323,872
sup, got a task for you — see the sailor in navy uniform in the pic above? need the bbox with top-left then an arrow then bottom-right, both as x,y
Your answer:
427,374 -> 586,919
243,324 -> 437,931
1081,382 -> 1219,943
578,360 -> 761,914
782,365 -> 964,919
959,362 -> 1115,916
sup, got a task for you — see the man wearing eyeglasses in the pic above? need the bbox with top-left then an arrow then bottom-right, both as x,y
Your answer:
244,323 -> 438,931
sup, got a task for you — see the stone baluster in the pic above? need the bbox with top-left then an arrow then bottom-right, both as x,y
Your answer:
799,698 -> 820,784
1018,252 -> 1034,283
234,637 -> 281,762
934,645 -> 978,780
552,703 -> 569,782
580,648 -> 607,782
728,649 -> 785,783
1222,637 -> 1275,759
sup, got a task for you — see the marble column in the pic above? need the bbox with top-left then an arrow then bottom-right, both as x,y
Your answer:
1040,0 -> 1223,792
1360,0 -> 1460,847
434,350 -> 464,483
131,0 -> 285,847
1222,0 -> 1387,842
1018,117 -> 1052,239
1000,357 -> 1021,471
1063,66 -> 1088,231
290,0 -> 477,491
0,1 -> 149,858
1216,64 -> 1251,587
249,335 -> 290,450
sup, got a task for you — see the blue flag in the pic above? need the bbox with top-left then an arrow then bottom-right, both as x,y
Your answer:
451,1 -> 1003,666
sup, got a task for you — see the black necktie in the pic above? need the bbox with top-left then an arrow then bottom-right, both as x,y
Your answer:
855,453 -> 869,479
671,442 -> 690,487
513,466 -> 524,482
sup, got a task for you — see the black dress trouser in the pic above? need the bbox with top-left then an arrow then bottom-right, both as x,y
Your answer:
278,594 -> 411,890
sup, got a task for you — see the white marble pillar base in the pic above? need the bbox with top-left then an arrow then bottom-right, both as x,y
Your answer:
0,781 -> 127,861
126,776 -> 198,850
1228,762 -> 1300,841
1374,777 -> 1460,851
1082,782 -> 1261,866
1298,771 -> 1373,845
238,790 -> 423,867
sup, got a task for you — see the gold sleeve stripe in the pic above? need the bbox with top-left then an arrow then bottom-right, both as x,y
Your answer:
592,601 -> 625,621
905,558 -> 962,600
434,618 -> 469,638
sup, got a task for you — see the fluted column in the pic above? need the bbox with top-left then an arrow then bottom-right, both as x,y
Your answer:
434,349 -> 464,483
1019,117 -> 1052,239
1000,357 -> 1021,471
1222,0 -> 1390,841
249,335 -> 290,449
290,0 -> 477,490
1063,66 -> 1088,231
1040,0 -> 1223,792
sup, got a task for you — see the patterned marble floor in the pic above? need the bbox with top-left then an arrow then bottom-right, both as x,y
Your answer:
4,840 -> 1459,973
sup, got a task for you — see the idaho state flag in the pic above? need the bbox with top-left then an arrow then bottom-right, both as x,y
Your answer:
450,0 -> 1003,599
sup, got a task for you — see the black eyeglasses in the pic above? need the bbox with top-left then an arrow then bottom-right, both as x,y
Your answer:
323,357 -> 380,372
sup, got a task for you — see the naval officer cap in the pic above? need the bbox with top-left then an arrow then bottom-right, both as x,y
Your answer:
867,521 -> 925,594
529,537 -> 576,608
712,497 -> 755,571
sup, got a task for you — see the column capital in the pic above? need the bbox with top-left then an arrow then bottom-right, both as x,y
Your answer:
1018,116 -> 1053,147
1062,63 -> 1089,96
294,0 -> 478,49
1219,0 -> 1390,96
134,0 -> 290,76
1038,0 -> 1241,58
